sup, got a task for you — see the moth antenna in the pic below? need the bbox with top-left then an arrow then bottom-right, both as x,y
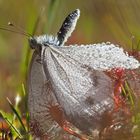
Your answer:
57,9 -> 80,46
0,22 -> 32,37
8,22 -> 33,37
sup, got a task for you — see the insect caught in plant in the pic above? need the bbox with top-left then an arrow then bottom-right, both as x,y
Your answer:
27,9 -> 140,139
1,9 -> 140,139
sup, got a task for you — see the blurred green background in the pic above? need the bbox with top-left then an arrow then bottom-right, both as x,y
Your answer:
0,0 -> 140,111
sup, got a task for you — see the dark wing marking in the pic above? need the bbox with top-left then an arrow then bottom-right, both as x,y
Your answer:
57,9 -> 80,46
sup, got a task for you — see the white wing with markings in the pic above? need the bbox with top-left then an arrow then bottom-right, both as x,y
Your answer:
27,52 -> 61,137
42,45 -> 114,133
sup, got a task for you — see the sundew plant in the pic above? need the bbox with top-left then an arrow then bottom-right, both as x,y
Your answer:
0,0 -> 140,140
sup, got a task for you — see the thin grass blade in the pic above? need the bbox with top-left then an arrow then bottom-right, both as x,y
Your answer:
6,98 -> 27,133
0,112 -> 22,138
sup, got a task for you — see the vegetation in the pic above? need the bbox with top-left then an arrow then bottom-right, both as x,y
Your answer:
0,0 -> 140,139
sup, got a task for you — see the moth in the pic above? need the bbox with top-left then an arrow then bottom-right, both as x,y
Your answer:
27,9 -> 140,139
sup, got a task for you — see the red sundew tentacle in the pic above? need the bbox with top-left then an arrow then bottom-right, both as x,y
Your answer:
62,124 -> 88,140
46,103 -> 88,139
114,68 -> 125,79
46,104 -> 65,127
114,80 -> 123,95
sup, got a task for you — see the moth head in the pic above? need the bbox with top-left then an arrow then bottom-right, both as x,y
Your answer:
29,37 -> 41,50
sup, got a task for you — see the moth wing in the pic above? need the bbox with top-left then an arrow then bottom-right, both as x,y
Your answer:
27,52 -> 61,137
42,46 -> 114,133
57,44 -> 140,70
